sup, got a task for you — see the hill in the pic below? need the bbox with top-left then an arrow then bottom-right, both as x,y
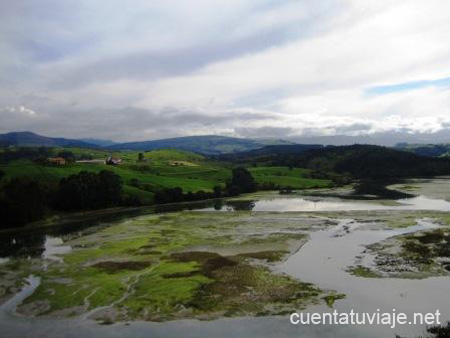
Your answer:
108,135 -> 295,154
395,143 -> 450,157
0,131 -> 97,148
290,129 -> 450,146
227,144 -> 450,179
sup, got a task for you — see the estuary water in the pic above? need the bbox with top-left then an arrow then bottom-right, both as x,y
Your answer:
1,179 -> 450,338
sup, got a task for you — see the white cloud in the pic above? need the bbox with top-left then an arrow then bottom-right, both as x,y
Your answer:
4,105 -> 37,116
1,0 -> 450,140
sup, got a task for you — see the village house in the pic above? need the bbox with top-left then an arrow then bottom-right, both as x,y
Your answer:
47,157 -> 66,165
107,156 -> 122,165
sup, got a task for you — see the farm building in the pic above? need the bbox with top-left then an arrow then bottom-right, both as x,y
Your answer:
47,157 -> 66,165
76,159 -> 106,165
107,157 -> 122,165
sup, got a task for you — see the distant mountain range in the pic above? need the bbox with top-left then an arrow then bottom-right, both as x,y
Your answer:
0,132 -> 295,154
2,130 -> 450,155
80,138 -> 116,147
291,130 -> 450,147
107,135 -> 296,154
0,131 -> 98,148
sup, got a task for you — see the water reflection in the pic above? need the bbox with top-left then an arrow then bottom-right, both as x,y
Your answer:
224,200 -> 255,211
0,199 -> 224,259
205,195 -> 450,212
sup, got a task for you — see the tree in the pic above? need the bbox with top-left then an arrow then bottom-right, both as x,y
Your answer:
56,170 -> 123,211
227,167 -> 257,195
0,178 -> 46,228
213,185 -> 222,198
154,187 -> 183,204
97,170 -> 123,206
138,153 -> 145,161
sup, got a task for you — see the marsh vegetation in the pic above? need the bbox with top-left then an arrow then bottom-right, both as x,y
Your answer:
1,177 -> 450,338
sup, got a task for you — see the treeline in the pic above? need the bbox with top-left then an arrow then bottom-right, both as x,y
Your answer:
154,167 -> 256,204
0,146 -> 51,163
56,171 -> 123,210
0,146 -> 78,164
294,145 -> 450,179
0,146 -> 100,164
0,172 -> 47,227
221,144 -> 450,180
0,170 -> 124,229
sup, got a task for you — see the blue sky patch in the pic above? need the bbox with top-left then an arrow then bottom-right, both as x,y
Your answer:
366,77 -> 450,95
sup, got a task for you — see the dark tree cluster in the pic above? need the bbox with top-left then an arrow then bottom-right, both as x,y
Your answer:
0,177 -> 46,228
0,146 -> 51,163
56,170 -> 123,211
225,167 -> 257,196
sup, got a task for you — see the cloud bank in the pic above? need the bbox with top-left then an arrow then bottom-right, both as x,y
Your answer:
1,0 -> 450,141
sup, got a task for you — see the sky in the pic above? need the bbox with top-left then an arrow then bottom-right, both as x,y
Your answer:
1,0 -> 450,142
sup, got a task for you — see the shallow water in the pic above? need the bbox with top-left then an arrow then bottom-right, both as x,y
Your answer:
280,219 -> 449,337
1,180 -> 450,338
205,194 -> 450,212
42,236 -> 72,263
2,220 -> 447,338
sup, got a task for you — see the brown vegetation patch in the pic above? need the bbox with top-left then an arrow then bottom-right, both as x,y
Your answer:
188,263 -> 321,315
169,250 -> 322,316
92,261 -> 152,273
139,244 -> 157,249
170,251 -> 221,263
169,251 -> 237,274
162,270 -> 201,278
